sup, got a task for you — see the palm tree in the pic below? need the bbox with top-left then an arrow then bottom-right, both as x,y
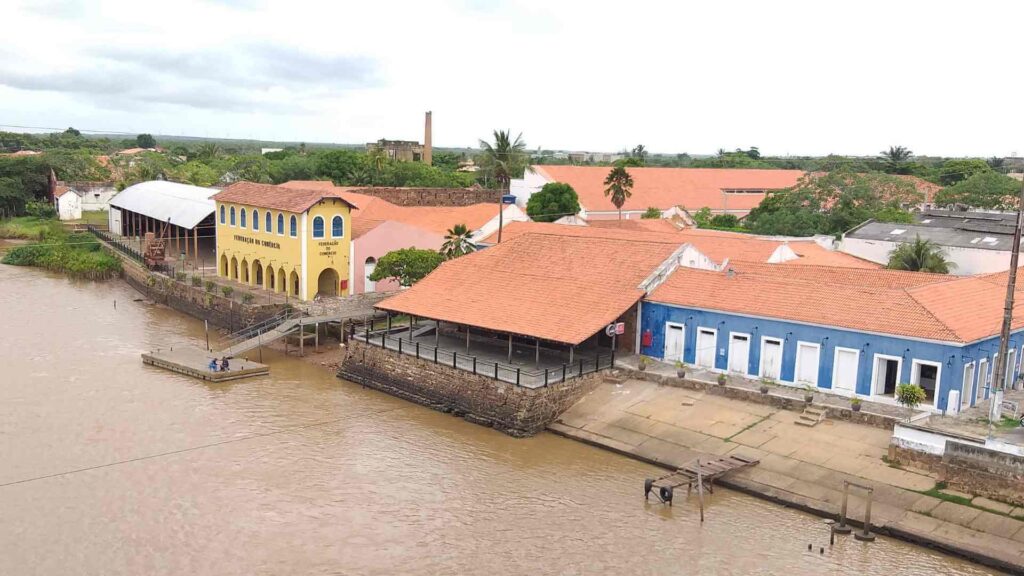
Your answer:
887,235 -> 955,273
478,130 -> 529,190
631,144 -> 647,161
196,142 -> 222,162
367,145 -> 387,175
441,223 -> 477,259
604,166 -> 634,220
879,146 -> 913,174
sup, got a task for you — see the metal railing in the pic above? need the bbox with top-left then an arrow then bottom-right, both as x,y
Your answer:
87,225 -> 176,275
353,326 -> 614,389
220,308 -> 296,349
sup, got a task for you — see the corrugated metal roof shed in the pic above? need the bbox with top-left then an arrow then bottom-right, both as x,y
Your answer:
109,181 -> 218,229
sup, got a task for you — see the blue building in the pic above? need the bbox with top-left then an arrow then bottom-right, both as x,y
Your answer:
639,262 -> 1024,412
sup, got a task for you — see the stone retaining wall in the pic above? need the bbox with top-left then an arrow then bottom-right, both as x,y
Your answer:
943,441 -> 1024,507
116,251 -> 283,330
351,187 -> 502,207
620,368 -> 901,429
338,339 -> 602,437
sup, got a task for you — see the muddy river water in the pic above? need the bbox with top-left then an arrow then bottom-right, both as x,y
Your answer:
0,257 -> 1003,575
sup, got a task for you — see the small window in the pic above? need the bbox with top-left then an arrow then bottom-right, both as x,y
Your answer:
229,206 -> 236,226
331,215 -> 344,238
312,216 -> 325,238
277,213 -> 284,235
240,208 -> 247,228
290,215 -> 297,237
220,205 -> 225,224
265,211 -> 271,233
252,210 -> 259,231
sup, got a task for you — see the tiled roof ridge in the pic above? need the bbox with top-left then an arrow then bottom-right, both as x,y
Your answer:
902,286 -> 970,342
726,259 -> 950,282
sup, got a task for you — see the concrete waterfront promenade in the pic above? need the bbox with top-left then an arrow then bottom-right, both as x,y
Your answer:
551,376 -> 1024,573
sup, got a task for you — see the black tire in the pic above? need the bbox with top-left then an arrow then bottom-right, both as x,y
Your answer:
660,485 -> 673,505
644,479 -> 654,499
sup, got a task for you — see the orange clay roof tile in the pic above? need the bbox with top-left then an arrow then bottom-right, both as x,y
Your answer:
213,181 -> 358,213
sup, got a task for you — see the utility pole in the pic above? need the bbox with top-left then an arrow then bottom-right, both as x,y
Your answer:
989,176 -> 1024,434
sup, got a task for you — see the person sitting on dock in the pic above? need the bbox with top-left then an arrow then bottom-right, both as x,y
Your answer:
208,358 -> 218,372
220,357 -> 230,371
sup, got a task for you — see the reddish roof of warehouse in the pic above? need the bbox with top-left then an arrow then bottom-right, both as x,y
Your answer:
375,231 -> 684,344
534,165 -> 805,213
648,264 -> 1024,343
214,181 -> 358,213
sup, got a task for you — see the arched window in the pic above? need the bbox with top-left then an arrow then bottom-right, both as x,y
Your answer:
219,205 -> 225,224
331,215 -> 344,238
265,211 -> 271,233
289,215 -> 297,237
229,206 -> 236,226
277,213 -> 284,235
252,210 -> 259,231
240,208 -> 247,228
312,216 -> 325,238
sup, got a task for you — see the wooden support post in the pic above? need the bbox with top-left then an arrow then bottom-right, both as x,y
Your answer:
466,326 -> 470,351
193,227 -> 198,267
535,338 -> 540,367
508,333 -> 513,363
697,458 -> 705,523
435,320 -> 440,345
386,312 -> 391,334
184,227 -> 190,258
176,225 -> 181,258
569,345 -> 574,364
299,318 -> 304,357
315,322 -> 319,351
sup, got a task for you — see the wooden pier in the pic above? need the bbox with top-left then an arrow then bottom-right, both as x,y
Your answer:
644,454 -> 760,506
142,348 -> 268,382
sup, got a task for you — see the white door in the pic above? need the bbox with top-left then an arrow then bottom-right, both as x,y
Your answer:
364,258 -> 377,293
977,359 -> 989,402
1005,349 -> 1016,389
833,349 -> 858,393
728,334 -> 750,374
761,339 -> 782,380
664,324 -> 684,362
795,343 -> 820,386
962,363 -> 975,409
696,329 -> 716,368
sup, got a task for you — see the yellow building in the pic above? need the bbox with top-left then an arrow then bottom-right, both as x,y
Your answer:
212,182 -> 356,300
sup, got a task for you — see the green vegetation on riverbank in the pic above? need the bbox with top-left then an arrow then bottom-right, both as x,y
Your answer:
1,222 -> 121,279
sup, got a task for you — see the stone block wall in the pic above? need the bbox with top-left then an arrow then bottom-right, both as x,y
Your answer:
338,339 -> 602,437
352,187 -> 502,207
116,251 -> 283,331
943,441 -> 1024,507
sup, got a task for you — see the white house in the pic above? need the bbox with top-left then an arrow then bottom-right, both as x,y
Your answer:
52,181 -> 118,221
54,186 -> 81,220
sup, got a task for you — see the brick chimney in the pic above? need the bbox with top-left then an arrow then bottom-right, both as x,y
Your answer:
423,110 -> 432,166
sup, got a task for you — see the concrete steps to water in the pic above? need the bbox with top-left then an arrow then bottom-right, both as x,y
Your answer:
795,405 -> 827,427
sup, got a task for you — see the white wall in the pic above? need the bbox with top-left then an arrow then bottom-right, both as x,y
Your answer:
509,169 -> 550,209
840,237 -> 1011,275
470,204 -> 530,243
80,186 -> 117,211
109,208 -> 122,235
56,193 -> 81,221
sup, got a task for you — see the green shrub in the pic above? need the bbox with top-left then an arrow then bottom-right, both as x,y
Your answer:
204,280 -> 215,292
896,383 -> 926,408
175,272 -> 187,282
221,286 -> 233,298
191,275 -> 202,287
4,228 -> 124,279
242,293 -> 254,304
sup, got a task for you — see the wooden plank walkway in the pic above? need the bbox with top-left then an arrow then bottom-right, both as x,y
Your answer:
645,454 -> 759,504
142,348 -> 268,382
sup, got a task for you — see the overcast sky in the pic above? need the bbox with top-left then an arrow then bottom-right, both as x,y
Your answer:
3,0 -> 1022,157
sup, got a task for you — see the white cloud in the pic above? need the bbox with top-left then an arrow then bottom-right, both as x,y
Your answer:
2,0 -> 1022,156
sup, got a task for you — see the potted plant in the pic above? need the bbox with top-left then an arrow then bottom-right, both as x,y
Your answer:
896,383 -> 926,409
242,293 -> 254,305
759,377 -> 773,394
676,361 -> 687,379
717,373 -> 727,386
221,286 -> 234,298
638,356 -> 648,372
802,383 -> 815,403
850,397 -> 862,412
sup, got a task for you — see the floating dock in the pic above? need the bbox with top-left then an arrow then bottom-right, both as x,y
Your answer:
142,348 -> 269,382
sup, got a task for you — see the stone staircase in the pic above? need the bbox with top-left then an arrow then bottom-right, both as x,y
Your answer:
795,405 -> 827,427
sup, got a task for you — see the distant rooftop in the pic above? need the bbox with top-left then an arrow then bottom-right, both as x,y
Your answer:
846,209 -> 1020,251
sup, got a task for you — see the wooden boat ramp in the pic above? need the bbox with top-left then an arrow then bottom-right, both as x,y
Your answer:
644,454 -> 760,506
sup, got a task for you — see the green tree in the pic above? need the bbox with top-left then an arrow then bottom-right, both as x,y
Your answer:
937,158 -> 990,186
879,146 -> 913,174
440,224 -> 477,259
478,130 -> 529,190
316,149 -> 368,184
631,144 -> 648,162
196,142 -> 222,162
64,127 -> 81,137
935,171 -> 1021,210
887,235 -> 954,274
168,161 -> 220,187
641,206 -> 662,219
136,133 -> 157,149
368,248 -> 445,286
526,182 -> 580,222
709,214 -> 739,228
603,166 -> 634,219
268,154 -> 318,183
691,207 -> 712,227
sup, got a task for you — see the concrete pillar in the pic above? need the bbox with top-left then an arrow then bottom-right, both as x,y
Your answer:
423,111 -> 432,166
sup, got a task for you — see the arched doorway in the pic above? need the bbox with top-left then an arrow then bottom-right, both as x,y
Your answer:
289,270 -> 300,297
241,259 -> 249,284
278,267 -> 286,293
266,264 -> 275,291
220,254 -> 228,277
230,256 -> 238,280
252,259 -> 263,287
317,268 -> 339,297
364,257 -> 376,293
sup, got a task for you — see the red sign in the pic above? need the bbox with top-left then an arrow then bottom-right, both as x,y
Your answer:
615,322 -> 626,335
